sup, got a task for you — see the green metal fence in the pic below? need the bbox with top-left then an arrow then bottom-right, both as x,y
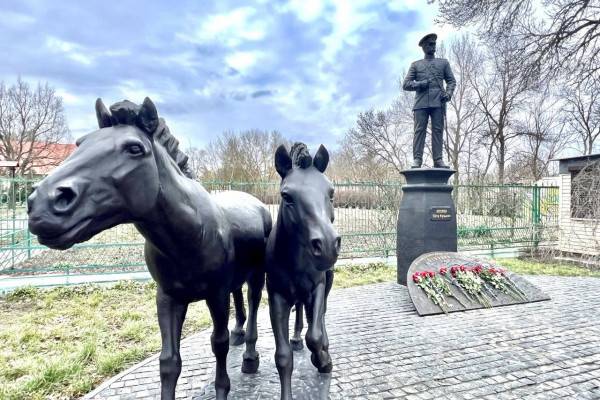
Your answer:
0,178 -> 559,276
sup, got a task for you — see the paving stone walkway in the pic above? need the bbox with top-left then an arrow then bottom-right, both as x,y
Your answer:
84,276 -> 600,399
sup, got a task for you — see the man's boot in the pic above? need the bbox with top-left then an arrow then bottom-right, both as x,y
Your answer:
411,158 -> 422,168
433,159 -> 450,168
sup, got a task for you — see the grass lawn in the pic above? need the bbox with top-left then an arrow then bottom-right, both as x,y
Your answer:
0,259 -> 594,399
497,258 -> 600,278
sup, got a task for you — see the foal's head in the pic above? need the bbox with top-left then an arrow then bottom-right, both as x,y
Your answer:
274,143 -> 341,270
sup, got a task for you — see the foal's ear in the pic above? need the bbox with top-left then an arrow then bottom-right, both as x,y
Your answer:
275,144 -> 292,178
95,98 -> 113,128
137,97 -> 159,135
313,144 -> 329,173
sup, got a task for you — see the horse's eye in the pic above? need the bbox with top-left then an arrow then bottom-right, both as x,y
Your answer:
125,143 -> 144,156
281,193 -> 294,204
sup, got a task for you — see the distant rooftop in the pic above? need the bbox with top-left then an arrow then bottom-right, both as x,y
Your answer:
552,153 -> 600,174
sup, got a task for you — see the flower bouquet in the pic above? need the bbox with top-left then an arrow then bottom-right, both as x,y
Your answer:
412,263 -> 528,310
412,270 -> 468,313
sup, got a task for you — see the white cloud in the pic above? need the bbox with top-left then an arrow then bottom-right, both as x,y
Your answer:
181,7 -> 268,47
0,11 -> 35,27
225,51 -> 263,72
45,36 -> 94,65
117,80 -> 164,104
55,88 -> 82,105
321,1 -> 377,64
284,0 -> 325,22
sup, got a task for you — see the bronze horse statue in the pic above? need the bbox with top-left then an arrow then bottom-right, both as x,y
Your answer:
27,98 -> 271,399
266,143 -> 340,400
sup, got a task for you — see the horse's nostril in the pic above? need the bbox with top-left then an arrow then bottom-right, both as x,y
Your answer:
311,238 -> 323,256
335,236 -> 341,252
53,187 -> 77,213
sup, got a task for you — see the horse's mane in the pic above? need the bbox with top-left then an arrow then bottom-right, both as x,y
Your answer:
290,142 -> 312,169
108,100 -> 196,179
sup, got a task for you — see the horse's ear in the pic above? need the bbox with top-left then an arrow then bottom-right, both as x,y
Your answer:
313,144 -> 329,173
95,98 -> 113,128
137,97 -> 159,135
275,144 -> 292,178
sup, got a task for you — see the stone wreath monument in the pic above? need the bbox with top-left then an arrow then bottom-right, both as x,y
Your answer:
397,33 -> 457,285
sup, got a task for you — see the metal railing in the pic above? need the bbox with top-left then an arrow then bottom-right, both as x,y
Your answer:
0,177 -> 559,276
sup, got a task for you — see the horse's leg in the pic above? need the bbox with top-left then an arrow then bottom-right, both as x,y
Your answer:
156,286 -> 189,400
290,302 -> 304,351
206,293 -> 231,400
241,270 -> 264,373
305,282 -> 332,373
269,291 -> 293,400
230,287 -> 246,346
321,269 -> 334,354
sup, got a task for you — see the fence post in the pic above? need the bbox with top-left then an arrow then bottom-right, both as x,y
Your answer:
532,185 -> 541,250
11,175 -> 16,270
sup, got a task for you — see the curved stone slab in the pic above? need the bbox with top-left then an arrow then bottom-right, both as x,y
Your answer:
194,343 -> 331,399
408,252 -> 550,316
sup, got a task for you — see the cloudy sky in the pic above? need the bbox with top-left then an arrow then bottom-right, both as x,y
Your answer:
0,0 -> 458,150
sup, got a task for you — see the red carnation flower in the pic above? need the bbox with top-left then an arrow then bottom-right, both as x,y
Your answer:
439,267 -> 447,275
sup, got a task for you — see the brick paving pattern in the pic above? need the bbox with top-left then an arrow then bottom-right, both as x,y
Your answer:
84,276 -> 600,399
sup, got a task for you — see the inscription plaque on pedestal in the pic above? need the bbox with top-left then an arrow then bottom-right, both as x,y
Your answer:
430,206 -> 452,221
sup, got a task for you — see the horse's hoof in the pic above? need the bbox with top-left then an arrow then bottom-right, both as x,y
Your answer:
311,352 -> 332,373
318,361 -> 333,373
290,338 -> 304,351
242,354 -> 259,374
229,329 -> 245,346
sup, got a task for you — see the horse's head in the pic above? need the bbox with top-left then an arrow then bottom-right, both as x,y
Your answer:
27,98 -> 163,250
275,142 -> 341,271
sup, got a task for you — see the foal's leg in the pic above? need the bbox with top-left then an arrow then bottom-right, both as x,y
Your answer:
206,293 -> 231,400
242,270 -> 264,373
305,282 -> 332,373
269,291 -> 293,400
156,286 -> 189,400
290,302 -> 304,351
230,287 -> 246,346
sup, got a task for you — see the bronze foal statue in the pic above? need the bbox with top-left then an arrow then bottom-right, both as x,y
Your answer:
266,143 -> 341,400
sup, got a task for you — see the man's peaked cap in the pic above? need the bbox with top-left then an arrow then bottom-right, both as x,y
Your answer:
419,33 -> 437,47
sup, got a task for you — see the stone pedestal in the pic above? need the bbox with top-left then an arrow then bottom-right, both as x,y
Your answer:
396,168 -> 457,285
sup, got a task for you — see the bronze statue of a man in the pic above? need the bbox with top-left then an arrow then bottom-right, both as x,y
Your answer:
402,33 -> 456,169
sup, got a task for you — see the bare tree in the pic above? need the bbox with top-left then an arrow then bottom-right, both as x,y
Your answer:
468,38 -> 536,183
194,130 -> 289,182
0,78 -> 70,176
328,136 -> 394,182
441,35 -> 486,185
510,84 -> 572,181
434,0 -> 600,79
568,161 -> 600,263
185,145 -> 220,180
562,76 -> 600,155
345,90 -> 413,176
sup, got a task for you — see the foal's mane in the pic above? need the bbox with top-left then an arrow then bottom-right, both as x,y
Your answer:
107,100 -> 196,179
290,142 -> 312,169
